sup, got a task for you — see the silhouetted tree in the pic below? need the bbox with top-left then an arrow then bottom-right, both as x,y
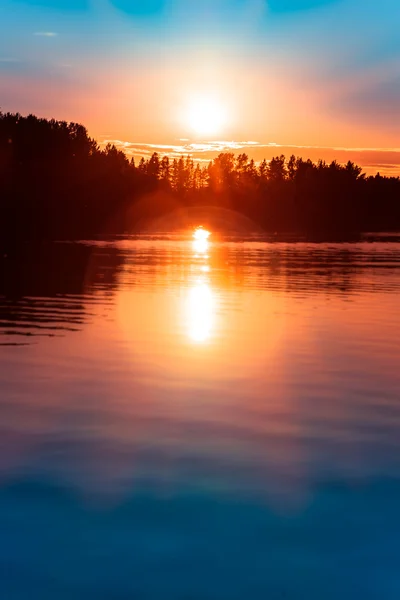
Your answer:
1,111 -> 400,246
267,155 -> 287,181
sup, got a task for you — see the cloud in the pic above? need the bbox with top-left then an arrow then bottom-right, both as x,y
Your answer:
100,139 -> 263,160
99,138 -> 400,176
34,32 -> 58,37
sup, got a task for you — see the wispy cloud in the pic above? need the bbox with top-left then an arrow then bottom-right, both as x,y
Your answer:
99,138 -> 400,176
34,32 -> 58,37
0,57 -> 21,63
101,139 -> 262,157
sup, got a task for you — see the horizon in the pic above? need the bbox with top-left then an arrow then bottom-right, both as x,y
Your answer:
1,0 -> 399,176
3,107 -> 400,177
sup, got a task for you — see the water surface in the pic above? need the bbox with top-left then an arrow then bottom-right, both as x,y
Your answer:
1,234 -> 400,599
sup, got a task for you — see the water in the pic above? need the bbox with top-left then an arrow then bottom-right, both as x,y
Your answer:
1,234 -> 400,599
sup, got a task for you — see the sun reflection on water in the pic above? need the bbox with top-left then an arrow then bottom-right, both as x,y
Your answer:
187,280 -> 215,343
192,227 -> 210,255
187,227 -> 214,343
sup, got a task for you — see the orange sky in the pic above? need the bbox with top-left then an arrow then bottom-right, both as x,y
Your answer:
1,0 -> 399,174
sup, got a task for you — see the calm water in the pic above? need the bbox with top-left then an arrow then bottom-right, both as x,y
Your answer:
1,234 -> 400,599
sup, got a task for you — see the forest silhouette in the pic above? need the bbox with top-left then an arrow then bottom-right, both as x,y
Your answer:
1,111 -> 399,245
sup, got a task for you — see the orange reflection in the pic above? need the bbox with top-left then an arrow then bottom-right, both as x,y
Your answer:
187,228 -> 214,343
192,227 -> 210,255
187,279 -> 215,343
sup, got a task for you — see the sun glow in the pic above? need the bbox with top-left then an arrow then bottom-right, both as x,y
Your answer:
192,227 -> 210,254
186,227 -> 214,343
187,280 -> 214,343
185,95 -> 227,136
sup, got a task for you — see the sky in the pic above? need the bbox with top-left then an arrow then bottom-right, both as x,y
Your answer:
1,0 -> 400,174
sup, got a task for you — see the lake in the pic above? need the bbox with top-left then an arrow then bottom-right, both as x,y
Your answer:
1,233 -> 400,599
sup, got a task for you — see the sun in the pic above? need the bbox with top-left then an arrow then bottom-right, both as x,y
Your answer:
186,95 -> 226,137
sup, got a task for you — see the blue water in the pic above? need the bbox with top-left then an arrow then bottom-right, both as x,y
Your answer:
1,235 -> 400,599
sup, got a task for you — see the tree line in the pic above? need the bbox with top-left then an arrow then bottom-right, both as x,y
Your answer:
1,111 -> 399,244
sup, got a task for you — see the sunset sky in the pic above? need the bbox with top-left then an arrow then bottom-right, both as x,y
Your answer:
1,0 -> 399,174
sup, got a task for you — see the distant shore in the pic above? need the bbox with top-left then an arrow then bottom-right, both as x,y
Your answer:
1,111 -> 399,246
